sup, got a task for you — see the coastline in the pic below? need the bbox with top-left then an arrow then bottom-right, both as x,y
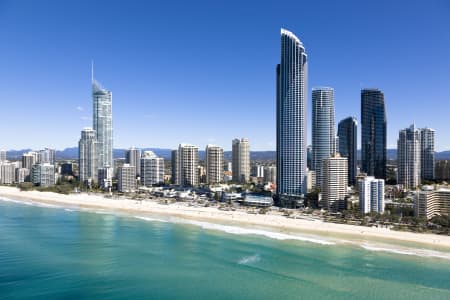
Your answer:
1,186 -> 450,250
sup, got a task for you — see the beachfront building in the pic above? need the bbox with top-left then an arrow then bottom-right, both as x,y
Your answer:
205,145 -> 223,185
31,163 -> 55,187
361,89 -> 387,179
415,188 -> 450,219
176,144 -> 199,187
337,117 -> 357,186
92,73 -> 113,169
141,151 -> 164,186
15,168 -> 30,183
0,163 -> 16,184
232,138 -> 250,183
98,167 -> 113,189
397,124 -> 421,190
420,128 -> 435,181
118,164 -> 136,193
312,87 -> 336,190
78,127 -> 99,184
276,28 -> 308,207
126,147 -> 141,177
322,154 -> 347,211
22,151 -> 37,173
171,150 -> 178,184
358,176 -> 385,214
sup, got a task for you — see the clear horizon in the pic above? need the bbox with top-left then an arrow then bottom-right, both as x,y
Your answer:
0,0 -> 449,151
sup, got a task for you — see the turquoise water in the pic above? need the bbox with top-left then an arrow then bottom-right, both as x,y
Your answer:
1,199 -> 450,299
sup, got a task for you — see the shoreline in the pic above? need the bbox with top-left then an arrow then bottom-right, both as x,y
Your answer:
1,186 -> 450,250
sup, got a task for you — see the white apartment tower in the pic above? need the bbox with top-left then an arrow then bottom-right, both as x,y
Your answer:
177,144 -> 199,187
232,138 -> 250,183
322,154 -> 347,211
141,151 -> 165,186
359,176 -> 385,214
78,128 -> 99,184
126,147 -> 141,177
118,164 -> 136,193
205,145 -> 223,185
397,124 -> 421,189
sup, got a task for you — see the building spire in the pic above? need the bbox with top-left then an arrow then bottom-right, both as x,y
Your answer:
91,60 -> 94,83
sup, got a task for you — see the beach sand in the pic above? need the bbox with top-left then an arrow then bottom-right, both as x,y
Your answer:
1,186 -> 449,249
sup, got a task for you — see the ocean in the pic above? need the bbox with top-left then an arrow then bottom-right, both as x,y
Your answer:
1,198 -> 450,300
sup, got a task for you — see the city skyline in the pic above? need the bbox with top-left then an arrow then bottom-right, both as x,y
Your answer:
0,1 -> 450,151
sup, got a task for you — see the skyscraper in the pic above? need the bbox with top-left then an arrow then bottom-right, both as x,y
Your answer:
276,28 -> 307,206
205,145 -> 223,185
177,144 -> 199,187
171,149 -> 178,185
141,151 -> 164,186
397,124 -> 421,189
420,128 -> 435,181
322,154 -> 348,211
126,147 -> 141,177
232,138 -> 250,183
337,117 -> 357,186
312,87 -> 336,190
78,128 -> 99,184
361,89 -> 387,179
92,69 -> 113,169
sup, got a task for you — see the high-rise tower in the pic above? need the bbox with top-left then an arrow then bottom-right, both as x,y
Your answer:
312,87 -> 336,189
232,138 -> 250,183
92,65 -> 113,169
276,28 -> 308,207
420,128 -> 435,181
78,127 -> 99,184
361,89 -> 386,179
397,124 -> 421,189
205,145 -> 224,185
337,117 -> 357,185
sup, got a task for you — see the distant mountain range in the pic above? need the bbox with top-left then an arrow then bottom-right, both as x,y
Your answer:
5,148 -> 450,161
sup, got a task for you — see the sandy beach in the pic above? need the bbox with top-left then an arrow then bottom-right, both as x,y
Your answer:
1,186 -> 449,249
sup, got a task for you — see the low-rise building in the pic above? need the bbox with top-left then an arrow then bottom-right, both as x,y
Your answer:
415,188 -> 450,219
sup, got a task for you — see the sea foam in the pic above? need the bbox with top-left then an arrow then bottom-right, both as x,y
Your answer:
360,244 -> 450,260
179,219 -> 336,245
238,253 -> 261,265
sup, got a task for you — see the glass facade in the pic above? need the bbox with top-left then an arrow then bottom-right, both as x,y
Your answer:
276,28 -> 307,205
93,80 -> 113,169
337,117 -> 357,186
311,87 -> 335,190
361,89 -> 386,179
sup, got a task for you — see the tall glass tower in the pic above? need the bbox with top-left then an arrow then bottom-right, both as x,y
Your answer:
92,73 -> 113,169
361,89 -> 386,179
337,117 -> 357,186
312,87 -> 336,190
276,28 -> 307,207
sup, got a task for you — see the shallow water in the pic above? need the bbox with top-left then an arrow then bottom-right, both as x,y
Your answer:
1,199 -> 450,299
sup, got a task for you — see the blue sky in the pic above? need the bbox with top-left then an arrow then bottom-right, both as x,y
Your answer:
0,0 -> 449,151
